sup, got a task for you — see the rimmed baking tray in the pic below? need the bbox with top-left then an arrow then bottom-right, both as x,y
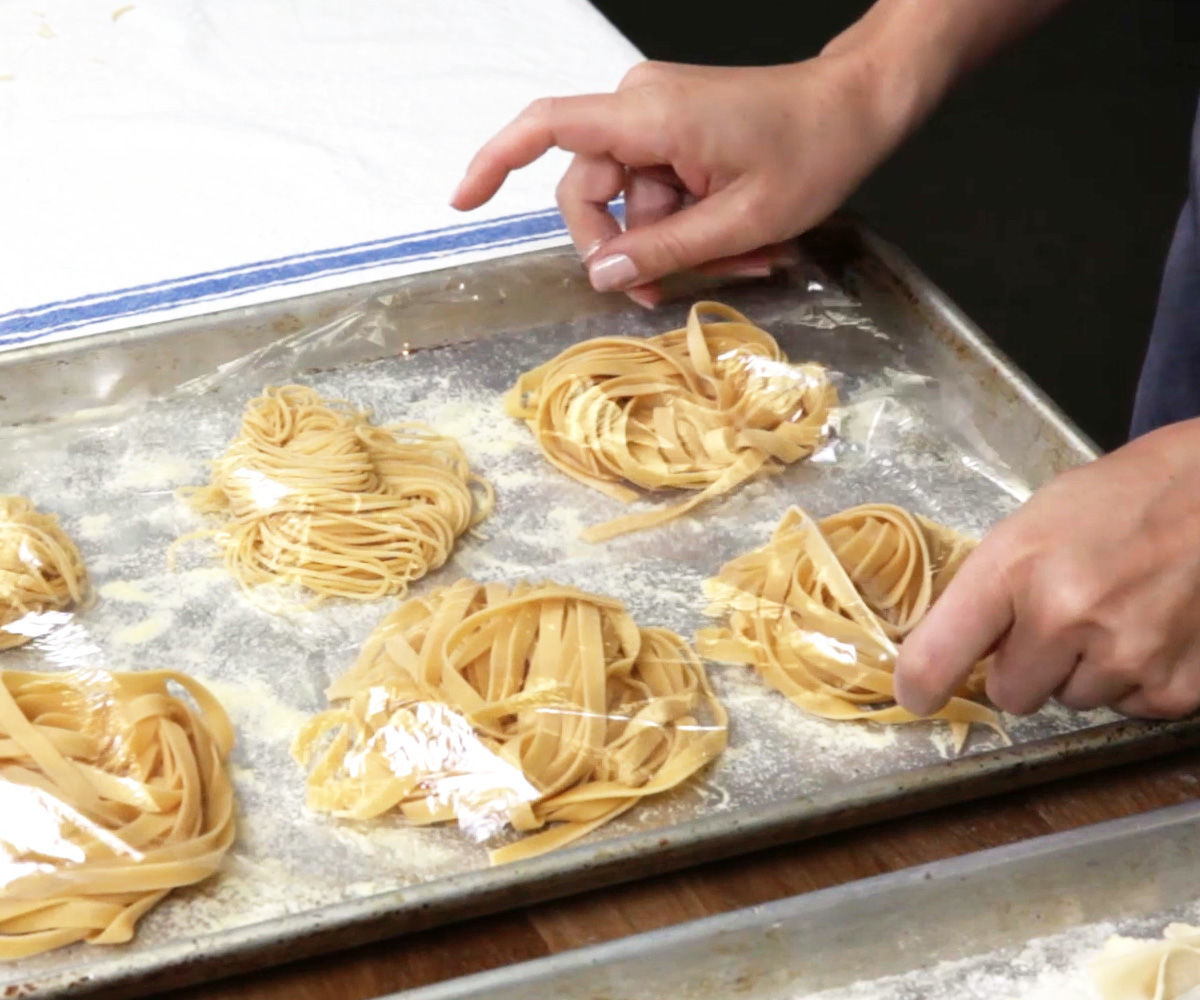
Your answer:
1,217 -> 1196,999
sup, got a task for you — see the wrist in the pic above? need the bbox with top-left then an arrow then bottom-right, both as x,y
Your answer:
810,30 -> 950,156
819,0 -> 1068,140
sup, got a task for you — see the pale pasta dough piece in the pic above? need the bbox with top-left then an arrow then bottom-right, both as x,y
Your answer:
179,385 -> 493,604
695,503 -> 1003,749
1090,924 -> 1200,1000
505,301 -> 836,542
293,579 -> 728,864
0,496 -> 87,651
0,667 -> 235,958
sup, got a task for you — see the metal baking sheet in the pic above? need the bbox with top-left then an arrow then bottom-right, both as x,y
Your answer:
1,218 -> 1197,999
394,798 -> 1200,1000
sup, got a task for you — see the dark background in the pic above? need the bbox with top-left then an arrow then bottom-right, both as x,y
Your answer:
591,1 -> 1200,450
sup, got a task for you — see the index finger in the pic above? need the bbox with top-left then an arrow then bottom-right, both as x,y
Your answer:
451,93 -> 658,210
894,540 -> 1015,715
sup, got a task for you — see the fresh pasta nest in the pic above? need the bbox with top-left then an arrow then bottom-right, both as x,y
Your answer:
696,503 -> 1003,749
1090,923 -> 1200,1000
0,496 -> 87,651
0,668 -> 235,958
293,579 -> 728,865
179,385 -> 493,604
505,301 -> 836,542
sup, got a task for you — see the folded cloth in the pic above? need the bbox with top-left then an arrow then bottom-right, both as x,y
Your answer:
0,1 -> 640,352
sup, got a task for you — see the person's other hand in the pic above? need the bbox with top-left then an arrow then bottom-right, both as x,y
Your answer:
895,417 -> 1200,719
451,56 -> 922,308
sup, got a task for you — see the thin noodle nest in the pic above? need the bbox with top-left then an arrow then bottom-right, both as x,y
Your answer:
505,301 -> 836,542
178,385 -> 493,604
293,579 -> 728,865
696,503 -> 1003,750
0,496 -> 87,651
0,668 -> 235,958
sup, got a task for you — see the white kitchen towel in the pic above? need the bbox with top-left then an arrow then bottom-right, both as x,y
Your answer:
0,0 -> 640,351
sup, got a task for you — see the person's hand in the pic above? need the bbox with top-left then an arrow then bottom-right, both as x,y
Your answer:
450,0 -> 1067,307
895,417 -> 1200,719
451,56 -> 924,308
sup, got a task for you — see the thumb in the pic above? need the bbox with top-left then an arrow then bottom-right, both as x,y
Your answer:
587,182 -> 774,291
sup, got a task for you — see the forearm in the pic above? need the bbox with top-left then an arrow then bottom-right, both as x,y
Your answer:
822,0 -> 1070,143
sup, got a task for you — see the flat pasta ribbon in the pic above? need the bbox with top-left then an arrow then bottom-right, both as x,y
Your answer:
1090,924 -> 1200,1000
293,579 -> 728,865
695,503 -> 1004,750
0,496 -> 87,651
177,385 -> 494,604
504,301 -> 836,542
0,668 -> 235,959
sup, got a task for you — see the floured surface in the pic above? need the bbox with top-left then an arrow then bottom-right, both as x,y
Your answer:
801,922 -> 1116,1000
0,280 -> 1110,989
803,902 -> 1200,1000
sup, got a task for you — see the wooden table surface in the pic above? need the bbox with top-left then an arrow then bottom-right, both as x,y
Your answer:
154,745 -> 1200,1000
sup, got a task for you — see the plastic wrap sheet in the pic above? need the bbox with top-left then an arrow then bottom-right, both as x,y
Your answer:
0,248 -> 1109,986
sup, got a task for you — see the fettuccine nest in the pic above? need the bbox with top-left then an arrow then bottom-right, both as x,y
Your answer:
0,668 -> 235,958
0,495 -> 87,651
294,579 -> 728,864
696,503 -> 1003,750
505,301 -> 836,542
1090,923 -> 1200,1000
179,385 -> 493,604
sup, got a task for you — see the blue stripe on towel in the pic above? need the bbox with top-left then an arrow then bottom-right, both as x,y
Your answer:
1,205 -> 582,347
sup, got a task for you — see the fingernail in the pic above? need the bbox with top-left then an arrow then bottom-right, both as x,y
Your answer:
627,287 -> 658,310
731,265 -> 772,279
581,239 -> 606,263
589,254 -> 639,292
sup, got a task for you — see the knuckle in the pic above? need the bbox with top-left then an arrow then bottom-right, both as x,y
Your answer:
1102,638 -> 1162,686
629,87 -> 676,139
619,61 -> 660,88
524,97 -> 557,122
1037,574 -> 1097,633
989,516 -> 1038,575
